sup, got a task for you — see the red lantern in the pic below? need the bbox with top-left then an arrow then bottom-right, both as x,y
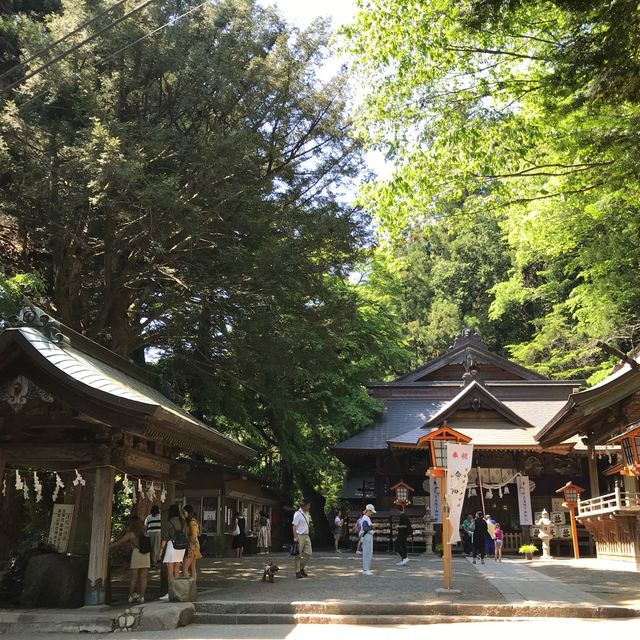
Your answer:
607,424 -> 640,477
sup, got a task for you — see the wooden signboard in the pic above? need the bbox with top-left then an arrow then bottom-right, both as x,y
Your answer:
48,504 -> 75,552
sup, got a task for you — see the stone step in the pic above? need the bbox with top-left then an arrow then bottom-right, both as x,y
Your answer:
194,613 -> 507,625
194,600 -> 639,620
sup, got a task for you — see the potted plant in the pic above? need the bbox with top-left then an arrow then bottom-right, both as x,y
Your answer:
518,543 -> 538,560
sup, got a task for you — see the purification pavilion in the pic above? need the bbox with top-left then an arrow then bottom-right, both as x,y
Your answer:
334,329 -> 593,553
0,305 -> 255,605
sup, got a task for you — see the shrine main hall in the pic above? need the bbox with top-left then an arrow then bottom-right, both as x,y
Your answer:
334,330 -> 601,553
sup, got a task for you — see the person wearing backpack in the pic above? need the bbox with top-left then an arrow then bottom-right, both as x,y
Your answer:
162,504 -> 187,578
110,516 -> 150,604
395,505 -> 412,566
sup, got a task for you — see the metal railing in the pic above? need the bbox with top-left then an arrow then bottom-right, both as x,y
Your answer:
577,486 -> 640,517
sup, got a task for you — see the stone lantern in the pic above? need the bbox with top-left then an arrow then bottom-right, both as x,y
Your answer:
535,508 -> 555,560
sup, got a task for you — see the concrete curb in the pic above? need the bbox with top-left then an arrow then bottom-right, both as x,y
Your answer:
0,602 -> 195,634
194,600 -> 640,621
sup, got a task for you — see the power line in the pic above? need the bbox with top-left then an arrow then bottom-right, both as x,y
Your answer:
9,1 -> 211,114
99,0 -> 210,67
0,0 -> 130,83
1,0 -> 160,95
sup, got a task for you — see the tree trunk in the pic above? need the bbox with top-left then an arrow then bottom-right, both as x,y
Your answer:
300,482 -> 333,547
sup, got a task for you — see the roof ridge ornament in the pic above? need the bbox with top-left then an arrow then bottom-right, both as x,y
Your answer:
1,303 -> 67,344
450,328 -> 486,350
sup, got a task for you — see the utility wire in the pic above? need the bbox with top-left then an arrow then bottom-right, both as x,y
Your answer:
98,0 -> 210,67
0,0 -> 130,83
1,0 -> 160,95
9,1 -> 211,114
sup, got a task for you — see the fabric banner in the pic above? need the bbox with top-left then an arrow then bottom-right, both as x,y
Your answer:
446,443 -> 474,543
429,475 -> 442,524
517,475 -> 533,525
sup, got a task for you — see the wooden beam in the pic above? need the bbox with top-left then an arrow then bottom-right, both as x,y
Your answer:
85,466 -> 115,605
587,444 -> 600,498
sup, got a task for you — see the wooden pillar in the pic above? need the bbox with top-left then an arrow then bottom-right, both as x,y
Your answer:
587,445 -> 600,498
85,466 -> 115,606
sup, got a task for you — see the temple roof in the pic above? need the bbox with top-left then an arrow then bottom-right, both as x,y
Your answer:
334,329 -> 583,457
0,306 -> 255,464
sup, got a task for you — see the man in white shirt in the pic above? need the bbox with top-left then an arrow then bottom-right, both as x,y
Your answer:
292,498 -> 312,578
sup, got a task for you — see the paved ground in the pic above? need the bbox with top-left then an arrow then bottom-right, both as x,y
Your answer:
3,619 -> 640,640
109,551 -> 640,608
112,552 -> 504,605
526,558 -> 640,608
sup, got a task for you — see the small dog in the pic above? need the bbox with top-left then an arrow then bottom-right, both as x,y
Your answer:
262,562 -> 280,583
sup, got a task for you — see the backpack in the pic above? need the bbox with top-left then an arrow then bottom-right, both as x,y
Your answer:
172,519 -> 187,550
198,533 -> 208,553
138,535 -> 151,554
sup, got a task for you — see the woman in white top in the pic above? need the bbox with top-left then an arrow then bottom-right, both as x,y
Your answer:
360,504 -> 377,575
333,509 -> 344,553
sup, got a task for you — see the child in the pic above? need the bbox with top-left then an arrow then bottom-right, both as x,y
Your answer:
494,523 -> 504,562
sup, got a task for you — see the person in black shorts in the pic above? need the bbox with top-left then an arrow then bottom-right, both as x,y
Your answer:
395,505 -> 412,566
473,511 -> 488,564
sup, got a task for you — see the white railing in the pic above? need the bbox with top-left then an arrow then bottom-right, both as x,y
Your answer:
577,487 -> 640,517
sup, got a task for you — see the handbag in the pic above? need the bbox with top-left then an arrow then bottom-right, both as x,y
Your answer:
289,541 -> 300,556
232,523 -> 240,536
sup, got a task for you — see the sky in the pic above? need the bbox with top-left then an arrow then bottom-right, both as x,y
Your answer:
257,0 -> 357,30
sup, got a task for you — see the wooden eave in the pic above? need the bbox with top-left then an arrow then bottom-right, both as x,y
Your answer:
0,328 -> 255,464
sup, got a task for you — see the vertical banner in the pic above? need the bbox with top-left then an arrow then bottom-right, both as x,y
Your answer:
429,475 -> 442,524
446,443 -> 474,543
517,475 -> 533,525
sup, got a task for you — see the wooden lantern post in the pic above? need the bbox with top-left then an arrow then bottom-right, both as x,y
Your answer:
418,425 -> 472,591
555,481 -> 585,560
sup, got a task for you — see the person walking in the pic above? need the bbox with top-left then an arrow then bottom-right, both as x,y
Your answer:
292,498 -> 312,579
360,504 -> 377,575
461,513 -> 474,556
472,511 -> 487,564
395,505 -> 411,566
333,509 -> 344,553
110,516 -> 150,604
494,522 -> 504,562
182,504 -> 202,580
231,511 -> 246,558
144,505 -> 162,567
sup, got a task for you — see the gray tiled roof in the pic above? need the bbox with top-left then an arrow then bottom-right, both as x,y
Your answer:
334,400 -> 449,450
7,327 -> 255,461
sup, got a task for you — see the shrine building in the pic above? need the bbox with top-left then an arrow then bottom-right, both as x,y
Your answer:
334,329 -> 596,554
0,305 -> 255,606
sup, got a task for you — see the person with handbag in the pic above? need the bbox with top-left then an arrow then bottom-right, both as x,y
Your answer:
182,504 -> 202,580
360,504 -> 377,576
292,497 -> 312,579
110,516 -> 151,604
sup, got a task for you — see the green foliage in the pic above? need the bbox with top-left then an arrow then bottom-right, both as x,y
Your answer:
0,271 -> 45,317
348,0 -> 640,380
518,543 -> 538,555
0,0 -> 408,539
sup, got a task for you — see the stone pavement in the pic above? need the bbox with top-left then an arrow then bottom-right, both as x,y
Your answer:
465,557 -> 607,605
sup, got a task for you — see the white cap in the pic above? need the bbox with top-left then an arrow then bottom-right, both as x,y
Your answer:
365,504 -> 377,514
